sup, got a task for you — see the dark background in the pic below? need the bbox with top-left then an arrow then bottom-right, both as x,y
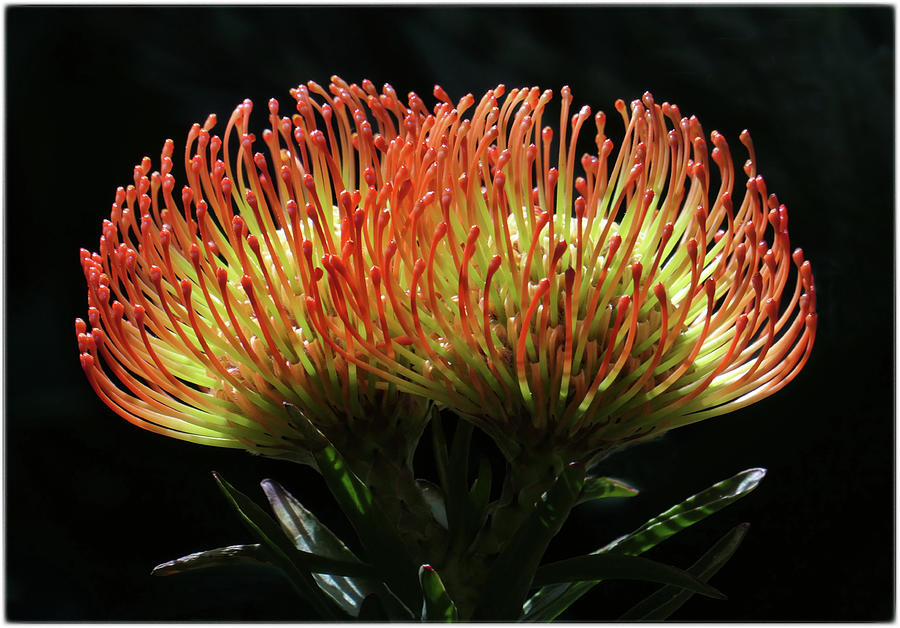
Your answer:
6,5 -> 894,621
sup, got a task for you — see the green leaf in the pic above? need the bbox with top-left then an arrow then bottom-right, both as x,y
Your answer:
151,544 -> 271,576
283,402 -> 421,611
473,462 -> 586,620
521,468 -> 765,621
261,479 -> 384,616
212,471 -> 349,620
533,553 -> 725,599
443,420 -> 496,557
419,564 -> 459,622
469,456 -> 493,523
604,469 -> 765,555
620,522 -> 750,620
577,476 -> 640,504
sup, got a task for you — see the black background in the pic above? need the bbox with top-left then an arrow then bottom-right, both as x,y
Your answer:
6,5 -> 894,621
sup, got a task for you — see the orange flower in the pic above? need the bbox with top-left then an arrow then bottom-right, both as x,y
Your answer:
301,79 -> 817,462
75,81 -> 432,466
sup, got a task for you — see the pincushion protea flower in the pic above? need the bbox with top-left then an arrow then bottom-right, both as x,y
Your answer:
293,79 -> 817,467
74,87 -> 433,475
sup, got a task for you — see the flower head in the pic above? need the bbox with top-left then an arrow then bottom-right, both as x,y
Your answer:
75,84 -> 433,469
294,79 -> 817,463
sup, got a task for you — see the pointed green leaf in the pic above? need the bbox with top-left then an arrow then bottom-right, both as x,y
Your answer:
151,544 -> 270,576
577,476 -> 640,504
604,469 -> 765,555
212,471 -> 349,620
522,468 -> 765,621
283,403 -> 421,611
419,564 -> 459,622
533,553 -> 725,599
152,540 -> 371,585
620,522 -> 750,620
473,462 -> 586,620
261,479 -> 384,616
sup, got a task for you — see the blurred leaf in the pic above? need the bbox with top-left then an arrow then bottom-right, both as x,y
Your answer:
151,544 -> 270,576
577,476 -> 640,504
473,462 -> 586,620
284,402 -> 421,611
213,471 -> 349,620
358,593 -> 389,621
417,480 -> 449,529
522,468 -> 765,621
533,553 -> 725,599
469,456 -> 493,523
445,419 -> 474,554
419,564 -> 459,622
620,522 -> 750,620
431,408 -> 451,494
261,479 -> 383,616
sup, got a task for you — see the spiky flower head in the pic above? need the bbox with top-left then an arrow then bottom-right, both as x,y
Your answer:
291,79 -> 817,464
75,83 -> 435,472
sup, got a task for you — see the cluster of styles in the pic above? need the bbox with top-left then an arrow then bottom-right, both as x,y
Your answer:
76,76 -> 816,620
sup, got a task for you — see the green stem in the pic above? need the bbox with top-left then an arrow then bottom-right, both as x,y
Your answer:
437,443 -> 568,619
